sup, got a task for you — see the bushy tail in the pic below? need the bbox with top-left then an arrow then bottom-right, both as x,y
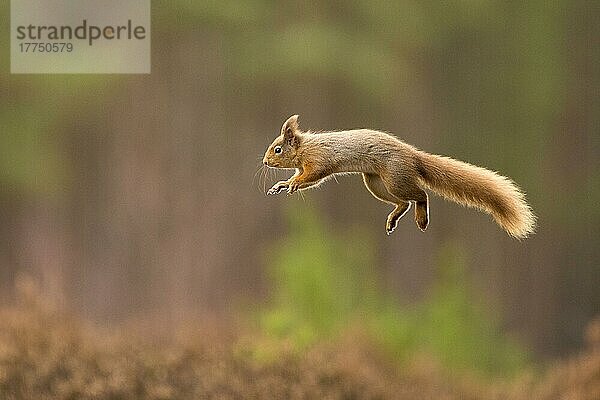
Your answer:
416,152 -> 536,239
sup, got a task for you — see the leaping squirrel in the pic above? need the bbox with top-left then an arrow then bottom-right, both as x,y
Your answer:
263,115 -> 536,238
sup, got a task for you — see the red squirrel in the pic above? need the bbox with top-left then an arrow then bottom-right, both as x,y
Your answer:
263,115 -> 536,238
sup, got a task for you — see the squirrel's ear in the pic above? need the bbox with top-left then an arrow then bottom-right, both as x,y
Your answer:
281,115 -> 299,137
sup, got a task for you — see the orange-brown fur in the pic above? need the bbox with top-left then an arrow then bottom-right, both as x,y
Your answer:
263,115 -> 536,238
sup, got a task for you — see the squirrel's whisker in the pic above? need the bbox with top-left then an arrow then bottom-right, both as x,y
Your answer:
252,164 -> 264,191
262,166 -> 268,194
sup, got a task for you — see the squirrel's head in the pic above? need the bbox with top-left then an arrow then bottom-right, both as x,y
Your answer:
263,115 -> 302,168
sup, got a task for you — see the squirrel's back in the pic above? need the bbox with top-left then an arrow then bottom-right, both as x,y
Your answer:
300,129 -> 415,174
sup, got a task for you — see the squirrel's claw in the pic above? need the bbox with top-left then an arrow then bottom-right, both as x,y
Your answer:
267,186 -> 283,195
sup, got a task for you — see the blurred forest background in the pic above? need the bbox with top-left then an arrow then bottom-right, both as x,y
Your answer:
0,0 -> 599,388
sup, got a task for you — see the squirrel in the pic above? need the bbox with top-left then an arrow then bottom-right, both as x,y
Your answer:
263,115 -> 536,238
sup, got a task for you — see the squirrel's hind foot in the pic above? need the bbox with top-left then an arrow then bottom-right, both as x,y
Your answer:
386,202 -> 411,235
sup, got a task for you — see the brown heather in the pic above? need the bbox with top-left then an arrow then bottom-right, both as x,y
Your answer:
0,287 -> 597,399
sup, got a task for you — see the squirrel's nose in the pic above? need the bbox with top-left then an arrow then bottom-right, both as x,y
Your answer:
263,160 -> 268,166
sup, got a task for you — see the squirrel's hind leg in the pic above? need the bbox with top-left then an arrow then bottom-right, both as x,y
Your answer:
362,173 -> 410,234
379,176 -> 429,233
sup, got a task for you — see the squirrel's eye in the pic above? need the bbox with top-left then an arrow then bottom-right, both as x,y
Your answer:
274,146 -> 282,154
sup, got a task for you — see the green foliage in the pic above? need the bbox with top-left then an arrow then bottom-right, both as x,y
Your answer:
260,205 -> 529,376
372,243 -> 529,376
260,204 -> 379,349
0,109 -> 60,193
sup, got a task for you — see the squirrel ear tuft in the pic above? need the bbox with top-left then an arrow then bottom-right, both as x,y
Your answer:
282,115 -> 299,137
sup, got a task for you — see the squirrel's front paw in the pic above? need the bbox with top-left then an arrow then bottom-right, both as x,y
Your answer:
267,181 -> 288,195
287,181 -> 300,194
